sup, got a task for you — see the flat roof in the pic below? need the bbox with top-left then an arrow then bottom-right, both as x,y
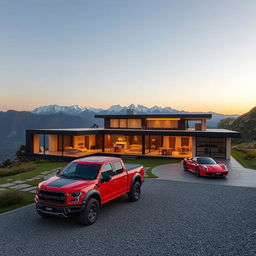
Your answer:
94,113 -> 212,119
26,128 -> 240,138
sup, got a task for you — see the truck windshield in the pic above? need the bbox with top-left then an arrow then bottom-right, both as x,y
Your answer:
59,163 -> 101,180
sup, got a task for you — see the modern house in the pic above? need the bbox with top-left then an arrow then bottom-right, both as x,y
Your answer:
26,112 -> 240,160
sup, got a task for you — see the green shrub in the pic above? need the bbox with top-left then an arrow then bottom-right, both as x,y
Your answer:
0,162 -> 36,177
0,159 -> 14,168
0,189 -> 25,207
244,152 -> 256,160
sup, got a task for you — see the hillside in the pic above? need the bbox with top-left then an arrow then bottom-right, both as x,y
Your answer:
0,105 -> 239,162
0,110 -> 99,162
230,106 -> 256,142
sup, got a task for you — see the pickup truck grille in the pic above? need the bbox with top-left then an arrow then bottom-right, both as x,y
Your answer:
38,189 -> 66,205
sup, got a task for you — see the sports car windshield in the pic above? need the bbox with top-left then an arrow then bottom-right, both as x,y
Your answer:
197,158 -> 216,165
59,163 -> 101,180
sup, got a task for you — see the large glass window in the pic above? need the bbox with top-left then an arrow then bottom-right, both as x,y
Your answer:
146,119 -> 178,129
109,119 -> 141,129
196,137 -> 226,158
119,119 -> 127,128
128,119 -> 141,128
110,119 -> 119,128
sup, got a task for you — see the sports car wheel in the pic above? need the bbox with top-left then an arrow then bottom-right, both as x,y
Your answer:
195,168 -> 200,177
183,162 -> 187,171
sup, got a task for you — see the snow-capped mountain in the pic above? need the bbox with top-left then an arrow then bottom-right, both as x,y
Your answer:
30,104 -> 239,128
31,104 -> 183,115
32,105 -> 89,115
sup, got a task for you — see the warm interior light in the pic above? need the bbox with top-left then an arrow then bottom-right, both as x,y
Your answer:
117,136 -> 126,142
146,118 -> 180,121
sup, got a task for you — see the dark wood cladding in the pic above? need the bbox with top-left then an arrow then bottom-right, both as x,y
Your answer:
26,131 -> 33,156
104,118 -> 110,129
178,119 -> 186,130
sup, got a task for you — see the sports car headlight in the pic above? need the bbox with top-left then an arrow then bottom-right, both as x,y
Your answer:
70,192 -> 82,202
202,166 -> 208,171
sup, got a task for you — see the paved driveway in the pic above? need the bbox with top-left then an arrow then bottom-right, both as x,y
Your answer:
0,179 -> 255,256
152,157 -> 256,188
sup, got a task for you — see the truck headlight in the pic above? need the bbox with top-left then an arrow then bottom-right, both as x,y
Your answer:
70,192 -> 82,202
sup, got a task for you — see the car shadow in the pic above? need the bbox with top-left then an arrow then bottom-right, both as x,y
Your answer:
34,194 -> 131,228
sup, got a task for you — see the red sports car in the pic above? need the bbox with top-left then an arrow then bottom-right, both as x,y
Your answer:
183,157 -> 228,177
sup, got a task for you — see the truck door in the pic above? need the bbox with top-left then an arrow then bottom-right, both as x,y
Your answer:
99,163 -> 116,203
111,161 -> 128,196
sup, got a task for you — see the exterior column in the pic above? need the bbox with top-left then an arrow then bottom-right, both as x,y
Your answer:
192,137 -> 196,157
201,119 -> 206,131
102,134 -> 105,152
226,138 -> 231,160
43,134 -> 46,155
142,135 -> 145,155
61,135 -> 64,156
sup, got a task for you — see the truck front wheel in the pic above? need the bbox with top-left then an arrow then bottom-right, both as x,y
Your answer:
128,181 -> 141,202
79,198 -> 99,226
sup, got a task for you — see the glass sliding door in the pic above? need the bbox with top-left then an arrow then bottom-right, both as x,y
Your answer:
196,137 -> 226,158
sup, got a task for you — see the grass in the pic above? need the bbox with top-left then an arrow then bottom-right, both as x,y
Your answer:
0,160 -> 68,214
0,162 -> 36,177
0,158 -> 180,214
232,149 -> 256,170
125,158 -> 181,178
26,178 -> 44,186
0,190 -> 34,214
0,161 -> 68,185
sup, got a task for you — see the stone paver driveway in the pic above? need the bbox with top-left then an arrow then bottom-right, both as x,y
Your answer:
152,157 -> 256,188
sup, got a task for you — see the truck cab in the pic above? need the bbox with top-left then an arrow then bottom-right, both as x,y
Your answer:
35,156 -> 144,225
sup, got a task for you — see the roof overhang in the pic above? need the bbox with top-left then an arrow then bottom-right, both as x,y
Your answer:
26,128 -> 240,138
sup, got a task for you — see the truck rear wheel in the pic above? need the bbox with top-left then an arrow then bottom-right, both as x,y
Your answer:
79,198 -> 99,226
128,181 -> 141,202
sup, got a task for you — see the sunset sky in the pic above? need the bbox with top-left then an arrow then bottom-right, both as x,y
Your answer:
0,0 -> 255,115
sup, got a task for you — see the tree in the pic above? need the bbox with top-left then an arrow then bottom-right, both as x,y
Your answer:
16,144 -> 29,162
217,117 -> 236,129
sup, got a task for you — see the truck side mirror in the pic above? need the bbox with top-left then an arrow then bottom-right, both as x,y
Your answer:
56,168 -> 63,175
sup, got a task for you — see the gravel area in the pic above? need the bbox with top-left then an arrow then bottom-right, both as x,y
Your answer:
0,179 -> 255,256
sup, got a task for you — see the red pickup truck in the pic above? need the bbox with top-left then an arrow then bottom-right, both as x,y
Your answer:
35,156 -> 144,225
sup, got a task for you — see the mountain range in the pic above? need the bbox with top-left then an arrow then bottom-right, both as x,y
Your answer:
0,104 -> 239,162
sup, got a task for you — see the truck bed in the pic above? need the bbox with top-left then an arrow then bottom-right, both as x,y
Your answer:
124,163 -> 142,172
